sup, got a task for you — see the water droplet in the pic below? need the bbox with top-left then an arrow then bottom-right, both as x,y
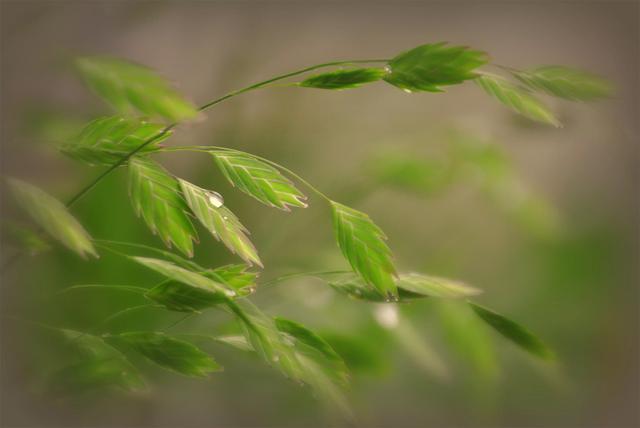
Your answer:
225,289 -> 236,297
384,65 -> 392,73
207,191 -> 224,208
272,355 -> 280,363
403,88 -> 413,94
222,216 -> 228,220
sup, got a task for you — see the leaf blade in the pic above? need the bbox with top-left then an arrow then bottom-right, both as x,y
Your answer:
475,74 -> 561,127
210,150 -> 307,211
469,302 -> 554,360
299,68 -> 387,90
330,201 -> 397,299
178,179 -> 262,267
106,332 -> 221,377
512,66 -> 612,101
75,56 -> 198,122
384,42 -> 488,92
61,116 -> 170,166
128,157 -> 197,257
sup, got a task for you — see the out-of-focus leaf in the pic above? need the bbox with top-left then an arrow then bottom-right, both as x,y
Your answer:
3,221 -> 51,255
133,257 -> 236,312
329,272 -> 479,302
179,179 -> 262,267
475,74 -> 561,127
436,301 -> 499,385
128,157 -> 197,257
397,273 -> 482,298
210,150 -> 307,211
369,153 -> 452,195
7,179 -> 97,258
330,201 -> 397,300
106,332 -> 221,377
299,68 -> 386,90
49,358 -> 144,394
75,56 -> 198,122
205,264 -> 258,297
275,317 -> 343,365
61,116 -> 170,166
469,302 -> 554,360
384,42 -> 488,92
276,318 -> 350,389
321,331 -> 389,376
513,66 -> 612,101
55,329 -> 145,393
229,301 -> 352,417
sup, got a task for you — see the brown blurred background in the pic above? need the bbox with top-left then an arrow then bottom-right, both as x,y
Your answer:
1,1 -> 638,427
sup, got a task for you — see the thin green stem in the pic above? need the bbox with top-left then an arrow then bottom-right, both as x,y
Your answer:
162,313 -> 196,332
64,58 -> 388,208
53,284 -> 148,296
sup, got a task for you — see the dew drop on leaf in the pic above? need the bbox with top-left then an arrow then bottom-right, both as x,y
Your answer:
207,191 -> 224,208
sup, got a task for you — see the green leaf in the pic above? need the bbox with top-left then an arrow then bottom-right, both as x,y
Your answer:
210,150 -> 307,211
61,116 -> 170,166
75,56 -> 199,122
475,74 -> 561,127
55,329 -> 145,393
7,179 -> 97,258
128,157 -> 197,257
469,302 -> 554,360
328,275 -> 387,302
178,179 -> 262,267
396,273 -> 482,299
229,301 -> 351,417
512,66 -> 612,101
145,281 -> 227,312
133,256 -> 236,312
330,201 -> 397,299
105,332 -> 221,377
384,42 -> 488,92
299,68 -> 387,90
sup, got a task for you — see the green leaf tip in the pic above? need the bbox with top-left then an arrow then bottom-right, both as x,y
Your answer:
7,178 -> 97,258
61,116 -> 171,166
299,67 -> 387,90
75,56 -> 199,122
330,201 -> 398,300
384,42 -> 489,92
469,302 -> 555,360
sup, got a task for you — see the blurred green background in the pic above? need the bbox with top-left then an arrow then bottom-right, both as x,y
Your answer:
0,1 -> 638,427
